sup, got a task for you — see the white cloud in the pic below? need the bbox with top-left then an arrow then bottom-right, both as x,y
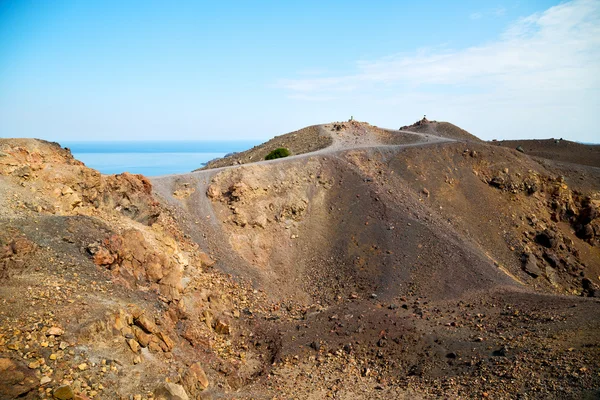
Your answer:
276,0 -> 600,142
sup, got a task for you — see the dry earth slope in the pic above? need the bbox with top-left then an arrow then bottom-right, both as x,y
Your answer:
0,117 -> 599,400
151,119 -> 600,399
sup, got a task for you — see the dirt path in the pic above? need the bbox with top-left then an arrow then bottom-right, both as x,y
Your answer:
152,125 -> 453,184
149,124 -> 459,292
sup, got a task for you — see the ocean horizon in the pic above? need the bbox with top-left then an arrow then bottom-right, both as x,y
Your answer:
63,140 -> 260,176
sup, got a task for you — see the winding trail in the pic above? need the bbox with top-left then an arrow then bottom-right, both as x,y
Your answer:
149,124 -> 458,282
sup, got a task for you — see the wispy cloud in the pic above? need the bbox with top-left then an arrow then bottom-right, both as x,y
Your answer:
275,0 -> 600,141
278,0 -> 599,96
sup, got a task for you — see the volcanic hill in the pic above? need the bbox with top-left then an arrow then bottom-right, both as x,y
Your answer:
1,118 -> 599,399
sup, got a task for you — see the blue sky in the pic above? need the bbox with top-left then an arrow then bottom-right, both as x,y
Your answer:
0,0 -> 598,142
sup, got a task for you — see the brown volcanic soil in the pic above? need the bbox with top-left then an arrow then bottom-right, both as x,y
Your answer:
1,119 -> 600,400
151,121 -> 600,399
492,138 -> 600,168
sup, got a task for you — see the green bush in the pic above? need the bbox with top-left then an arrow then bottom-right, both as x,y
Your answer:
265,147 -> 290,160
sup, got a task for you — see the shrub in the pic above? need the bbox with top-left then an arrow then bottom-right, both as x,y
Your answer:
265,148 -> 290,160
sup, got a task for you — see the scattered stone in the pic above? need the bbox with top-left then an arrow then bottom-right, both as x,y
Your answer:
40,375 -> 52,385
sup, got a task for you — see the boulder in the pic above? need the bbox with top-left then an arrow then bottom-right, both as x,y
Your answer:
522,253 -> 542,278
182,362 -> 209,394
154,383 -> 189,400
0,357 -> 37,398
535,230 -> 557,248
135,314 -> 157,333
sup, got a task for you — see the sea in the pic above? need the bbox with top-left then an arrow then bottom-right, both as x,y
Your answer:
63,140 -> 259,177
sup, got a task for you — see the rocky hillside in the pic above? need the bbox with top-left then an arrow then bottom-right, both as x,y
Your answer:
0,139 -> 273,399
1,119 -> 600,399
151,120 -> 600,399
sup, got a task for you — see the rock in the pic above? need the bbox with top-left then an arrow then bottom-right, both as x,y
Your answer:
40,375 -> 52,385
0,357 -> 37,398
198,251 -> 216,267
133,326 -> 152,347
202,310 -> 213,328
78,363 -> 88,371
157,331 -> 174,351
582,278 -> 598,297
214,319 -> 230,335
535,230 -> 557,248
422,188 -> 430,198
53,385 -> 75,400
577,223 -> 594,240
489,176 -> 505,189
183,362 -> 209,393
522,253 -> 542,278
492,347 -> 508,357
154,382 -> 190,400
543,251 -> 561,268
146,256 -> 165,282
516,145 -> 525,153
93,247 -> 115,266
14,165 -> 33,179
47,326 -> 64,336
135,314 -> 157,333
127,338 -> 140,353
206,185 -> 221,199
